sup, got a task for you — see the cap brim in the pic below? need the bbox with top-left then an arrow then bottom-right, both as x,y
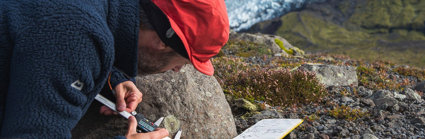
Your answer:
167,16 -> 214,76
191,58 -> 214,76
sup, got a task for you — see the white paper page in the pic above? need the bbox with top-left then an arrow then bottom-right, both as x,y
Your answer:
234,119 -> 303,139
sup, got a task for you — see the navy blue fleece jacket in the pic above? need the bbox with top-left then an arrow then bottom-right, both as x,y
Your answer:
0,0 -> 140,138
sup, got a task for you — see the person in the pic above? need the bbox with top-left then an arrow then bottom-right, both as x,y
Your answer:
0,0 -> 229,138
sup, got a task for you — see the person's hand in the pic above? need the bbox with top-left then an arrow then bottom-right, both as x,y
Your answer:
100,81 -> 143,115
126,116 -> 169,139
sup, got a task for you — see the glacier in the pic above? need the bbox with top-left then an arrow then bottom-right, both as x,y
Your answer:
225,0 -> 324,32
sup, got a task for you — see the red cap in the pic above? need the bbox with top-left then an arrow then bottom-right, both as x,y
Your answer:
151,0 -> 230,76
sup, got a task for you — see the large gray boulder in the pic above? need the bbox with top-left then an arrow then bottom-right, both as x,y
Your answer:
72,65 -> 237,138
298,64 -> 358,87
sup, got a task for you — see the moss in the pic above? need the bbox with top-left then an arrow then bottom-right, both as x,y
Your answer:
224,40 -> 273,57
235,98 -> 258,112
274,38 -> 294,55
329,105 -> 369,121
304,114 -> 320,122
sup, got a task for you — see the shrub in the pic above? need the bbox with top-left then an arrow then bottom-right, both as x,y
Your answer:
393,66 -> 425,81
357,65 -> 401,90
223,40 -> 273,57
213,57 -> 327,107
329,105 -> 369,121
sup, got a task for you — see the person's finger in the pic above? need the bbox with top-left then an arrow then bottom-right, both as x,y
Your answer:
152,128 -> 169,138
115,85 -> 127,112
100,106 -> 112,115
100,106 -> 118,115
126,116 -> 138,135
129,84 -> 143,103
125,94 -> 141,112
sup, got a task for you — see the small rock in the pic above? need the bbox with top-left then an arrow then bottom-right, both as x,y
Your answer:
234,118 -> 249,134
248,109 -> 283,124
288,132 -> 297,139
340,129 -> 349,137
404,88 -> 423,102
306,126 -> 318,133
352,135 -> 361,139
372,90 -> 394,99
372,90 -> 398,110
312,121 -> 320,127
358,86 -> 373,97
304,133 -> 314,139
299,64 -> 358,87
398,102 -> 408,112
319,134 -> 330,139
316,125 -> 325,131
360,98 -> 375,107
225,94 -> 233,103
288,113 -> 298,119
411,117 -> 425,125
386,121 -> 396,128
327,119 -> 337,124
163,115 -> 181,134
390,104 -> 400,112
371,124 -> 383,132
362,133 -> 379,139
393,92 -> 407,100
385,114 -> 402,121
414,81 -> 425,92
341,96 -> 354,104
234,98 -> 258,112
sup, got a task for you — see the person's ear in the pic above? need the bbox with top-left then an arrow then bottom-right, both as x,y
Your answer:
156,41 -> 168,50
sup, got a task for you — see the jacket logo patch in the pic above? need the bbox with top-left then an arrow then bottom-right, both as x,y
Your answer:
71,80 -> 84,91
166,28 -> 175,38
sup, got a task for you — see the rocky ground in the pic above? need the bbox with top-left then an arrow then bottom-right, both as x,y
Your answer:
216,32 -> 425,139
229,86 -> 425,139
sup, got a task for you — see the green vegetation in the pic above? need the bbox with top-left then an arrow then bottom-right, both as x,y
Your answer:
356,61 -> 423,91
329,105 -> 369,121
304,114 -> 320,122
222,40 -> 273,57
212,57 -> 327,107
357,64 -> 401,90
214,38 -> 423,110
266,0 -> 425,68
274,38 -> 294,55
393,66 -> 425,81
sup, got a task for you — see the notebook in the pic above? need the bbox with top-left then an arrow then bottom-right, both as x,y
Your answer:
234,119 -> 304,139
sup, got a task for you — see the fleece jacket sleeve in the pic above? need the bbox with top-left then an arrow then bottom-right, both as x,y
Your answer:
0,3 -> 114,138
109,67 -> 136,89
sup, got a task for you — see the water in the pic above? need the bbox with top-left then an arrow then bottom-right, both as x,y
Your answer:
225,0 -> 324,31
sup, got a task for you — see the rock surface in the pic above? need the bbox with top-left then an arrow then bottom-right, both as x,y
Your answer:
414,81 -> 425,93
233,98 -> 258,112
298,64 -> 358,87
229,32 -> 304,57
72,65 -> 237,138
404,88 -> 423,102
371,90 -> 398,110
